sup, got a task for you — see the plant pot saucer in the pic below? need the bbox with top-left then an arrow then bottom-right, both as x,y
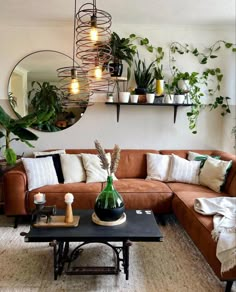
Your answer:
92,212 -> 126,226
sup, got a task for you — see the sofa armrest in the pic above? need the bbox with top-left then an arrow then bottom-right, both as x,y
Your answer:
3,167 -> 28,216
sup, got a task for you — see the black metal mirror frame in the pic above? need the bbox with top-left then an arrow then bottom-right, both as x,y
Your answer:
7,50 -> 88,132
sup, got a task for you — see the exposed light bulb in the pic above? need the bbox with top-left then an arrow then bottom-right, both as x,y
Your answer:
94,65 -> 102,80
90,27 -> 98,42
70,78 -> 80,94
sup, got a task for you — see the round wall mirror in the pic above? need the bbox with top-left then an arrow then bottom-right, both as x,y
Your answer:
8,50 -> 89,132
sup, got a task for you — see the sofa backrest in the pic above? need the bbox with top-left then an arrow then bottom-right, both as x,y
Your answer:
65,149 -> 160,178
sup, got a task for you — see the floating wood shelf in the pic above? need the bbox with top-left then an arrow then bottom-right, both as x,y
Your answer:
105,102 -> 193,123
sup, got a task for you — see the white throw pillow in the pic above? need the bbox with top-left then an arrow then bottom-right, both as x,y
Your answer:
168,154 -> 201,184
199,156 -> 232,192
22,157 -> 59,191
81,153 -> 116,183
33,149 -> 66,157
146,153 -> 171,181
60,154 -> 86,183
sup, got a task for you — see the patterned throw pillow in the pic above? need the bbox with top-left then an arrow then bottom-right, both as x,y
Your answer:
22,157 -> 59,191
188,151 -> 220,168
199,156 -> 232,192
146,153 -> 171,181
168,154 -> 201,185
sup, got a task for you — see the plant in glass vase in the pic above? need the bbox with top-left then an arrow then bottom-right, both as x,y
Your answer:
94,140 -> 125,223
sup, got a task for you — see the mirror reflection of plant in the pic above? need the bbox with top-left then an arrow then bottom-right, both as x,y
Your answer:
28,81 -> 65,132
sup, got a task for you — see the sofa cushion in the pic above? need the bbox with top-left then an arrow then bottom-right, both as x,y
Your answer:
81,153 -> 116,183
172,191 -> 236,279
187,151 -> 221,167
146,153 -> 171,181
22,157 -> 58,191
60,154 -> 86,183
199,156 -> 232,193
115,149 -> 160,179
168,154 -> 201,184
104,178 -> 173,213
35,154 -> 64,183
167,182 -> 217,193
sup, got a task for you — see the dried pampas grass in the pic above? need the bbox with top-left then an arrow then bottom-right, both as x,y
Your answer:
94,140 -> 120,176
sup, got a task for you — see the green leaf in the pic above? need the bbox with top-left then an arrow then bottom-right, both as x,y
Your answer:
129,34 -> 136,38
4,148 -> 17,165
225,43 -> 233,48
210,55 -> 217,58
200,57 -> 207,64
232,48 -> 236,52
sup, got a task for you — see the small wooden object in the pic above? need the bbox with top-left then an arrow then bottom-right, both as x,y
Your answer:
65,203 -> 73,223
33,215 -> 80,228
92,212 -> 126,226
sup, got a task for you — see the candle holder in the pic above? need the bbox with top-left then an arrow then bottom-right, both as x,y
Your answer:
32,201 -> 57,224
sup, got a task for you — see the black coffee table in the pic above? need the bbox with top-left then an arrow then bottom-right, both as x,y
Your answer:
22,209 -> 163,280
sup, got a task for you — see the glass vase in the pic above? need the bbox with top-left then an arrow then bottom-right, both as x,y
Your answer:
94,176 -> 125,221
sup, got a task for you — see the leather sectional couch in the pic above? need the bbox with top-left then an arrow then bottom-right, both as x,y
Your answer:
3,149 -> 236,291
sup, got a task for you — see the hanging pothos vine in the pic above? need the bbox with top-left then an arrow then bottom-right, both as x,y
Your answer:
169,40 -> 236,133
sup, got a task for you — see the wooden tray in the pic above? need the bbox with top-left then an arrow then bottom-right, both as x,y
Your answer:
92,212 -> 126,226
33,216 -> 80,228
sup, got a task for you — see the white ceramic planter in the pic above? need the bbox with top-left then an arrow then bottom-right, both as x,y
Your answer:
164,94 -> 174,104
178,80 -> 190,92
146,93 -> 155,103
119,92 -> 130,103
175,94 -> 185,104
130,94 -> 139,103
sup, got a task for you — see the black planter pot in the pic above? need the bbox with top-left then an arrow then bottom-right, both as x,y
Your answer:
94,204 -> 125,222
135,87 -> 147,94
109,62 -> 123,77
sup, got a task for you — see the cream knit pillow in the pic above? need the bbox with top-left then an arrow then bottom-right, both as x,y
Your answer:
199,156 -> 232,192
146,153 -> 171,181
60,154 -> 86,183
81,153 -> 117,183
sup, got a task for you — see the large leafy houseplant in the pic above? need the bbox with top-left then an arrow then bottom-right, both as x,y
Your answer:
28,81 -> 64,132
109,32 -> 136,76
0,105 -> 39,165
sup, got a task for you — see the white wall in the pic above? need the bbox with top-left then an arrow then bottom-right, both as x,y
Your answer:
0,23 -> 235,155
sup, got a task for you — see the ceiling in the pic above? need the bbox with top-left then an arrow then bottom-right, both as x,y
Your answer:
0,0 -> 235,27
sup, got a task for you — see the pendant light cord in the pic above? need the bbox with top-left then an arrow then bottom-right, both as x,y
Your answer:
72,0 -> 77,68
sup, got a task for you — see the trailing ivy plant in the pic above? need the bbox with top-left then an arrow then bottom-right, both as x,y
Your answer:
169,40 -> 236,133
128,34 -> 164,75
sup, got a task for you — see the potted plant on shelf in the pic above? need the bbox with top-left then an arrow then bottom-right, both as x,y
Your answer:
134,59 -> 155,102
174,88 -> 186,104
109,32 -> 136,77
146,84 -> 155,103
154,65 -> 164,96
0,105 -> 39,167
164,82 -> 175,103
119,67 -> 131,103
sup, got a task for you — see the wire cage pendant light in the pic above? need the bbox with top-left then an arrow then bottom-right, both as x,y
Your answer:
57,0 -> 92,108
76,0 -> 114,92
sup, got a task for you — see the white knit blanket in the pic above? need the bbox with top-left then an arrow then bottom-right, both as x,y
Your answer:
194,197 -> 236,273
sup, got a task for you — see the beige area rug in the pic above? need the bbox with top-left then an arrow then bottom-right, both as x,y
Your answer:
0,215 -> 235,292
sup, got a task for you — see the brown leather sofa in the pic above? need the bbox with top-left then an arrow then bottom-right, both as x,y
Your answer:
3,149 -> 236,290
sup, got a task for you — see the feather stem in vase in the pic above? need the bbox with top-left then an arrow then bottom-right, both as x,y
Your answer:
94,140 -> 110,175
110,144 -> 120,175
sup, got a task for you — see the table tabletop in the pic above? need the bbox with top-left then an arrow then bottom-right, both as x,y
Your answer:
24,209 -> 163,243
